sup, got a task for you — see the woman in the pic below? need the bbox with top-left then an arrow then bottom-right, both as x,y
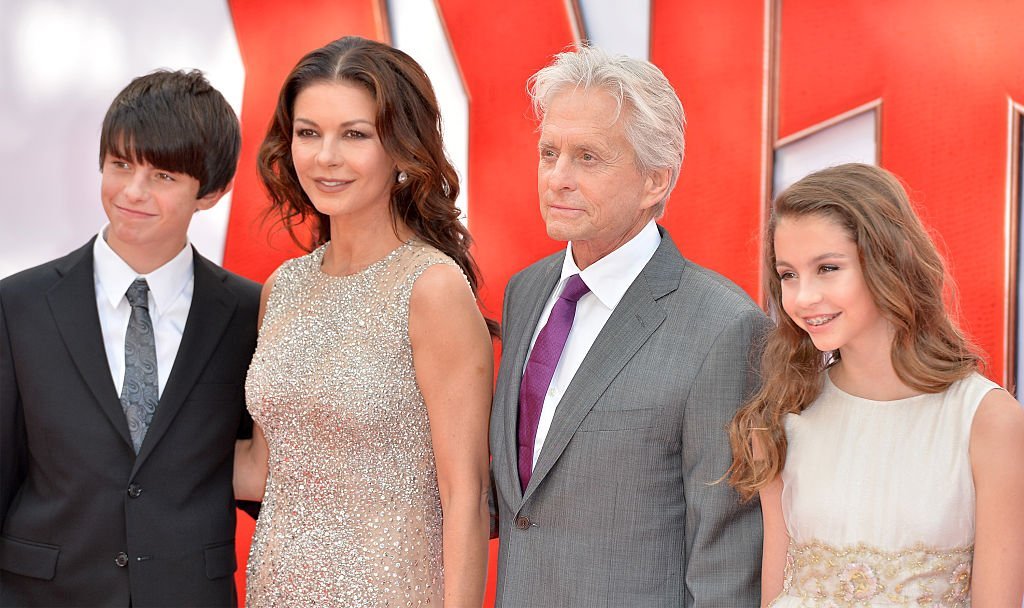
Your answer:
728,163 -> 1024,606
234,37 -> 493,607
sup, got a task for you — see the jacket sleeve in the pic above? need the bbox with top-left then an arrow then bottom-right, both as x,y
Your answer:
682,307 -> 771,608
0,284 -> 27,529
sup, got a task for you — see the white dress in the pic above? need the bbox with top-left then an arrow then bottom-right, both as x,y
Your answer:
769,371 -> 999,607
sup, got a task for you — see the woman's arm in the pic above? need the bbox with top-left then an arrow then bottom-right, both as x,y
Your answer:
758,473 -> 788,606
970,388 -> 1024,606
233,273 -> 276,503
753,428 -> 789,607
410,264 -> 493,608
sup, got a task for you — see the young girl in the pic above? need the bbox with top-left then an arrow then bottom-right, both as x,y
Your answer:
729,163 -> 1024,606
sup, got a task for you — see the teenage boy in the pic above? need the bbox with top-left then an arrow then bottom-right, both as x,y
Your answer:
0,69 -> 260,607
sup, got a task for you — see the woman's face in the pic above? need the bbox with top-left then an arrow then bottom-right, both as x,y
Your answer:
773,213 -> 891,358
290,81 -> 396,223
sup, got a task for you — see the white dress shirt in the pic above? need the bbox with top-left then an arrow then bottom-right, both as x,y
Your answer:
525,220 -> 661,469
93,227 -> 194,397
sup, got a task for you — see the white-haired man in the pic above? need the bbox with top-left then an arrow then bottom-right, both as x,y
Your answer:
490,46 -> 768,607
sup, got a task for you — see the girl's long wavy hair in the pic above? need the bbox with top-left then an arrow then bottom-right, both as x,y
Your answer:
258,36 -> 497,335
727,163 -> 980,501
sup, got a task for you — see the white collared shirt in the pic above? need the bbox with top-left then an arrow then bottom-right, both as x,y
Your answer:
93,227 -> 194,397
525,220 -> 662,469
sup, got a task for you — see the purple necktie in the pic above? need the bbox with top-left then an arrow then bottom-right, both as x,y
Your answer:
518,274 -> 590,490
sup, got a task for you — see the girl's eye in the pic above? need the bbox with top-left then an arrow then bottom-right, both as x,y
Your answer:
778,270 -> 796,281
819,264 -> 840,274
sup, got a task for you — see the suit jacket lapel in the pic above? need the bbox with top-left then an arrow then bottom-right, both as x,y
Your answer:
133,251 -> 237,471
523,230 -> 683,501
46,239 -> 134,449
503,254 -> 563,504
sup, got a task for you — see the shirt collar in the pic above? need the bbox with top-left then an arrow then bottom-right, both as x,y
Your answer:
559,220 -> 661,310
93,226 -> 194,315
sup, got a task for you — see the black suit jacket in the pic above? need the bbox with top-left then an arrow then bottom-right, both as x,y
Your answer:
0,239 -> 260,607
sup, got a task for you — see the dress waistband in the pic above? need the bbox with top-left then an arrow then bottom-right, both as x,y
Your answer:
772,539 -> 972,607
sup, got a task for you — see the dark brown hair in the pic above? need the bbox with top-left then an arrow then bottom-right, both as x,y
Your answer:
99,69 -> 240,198
259,36 -> 495,332
727,163 -> 980,501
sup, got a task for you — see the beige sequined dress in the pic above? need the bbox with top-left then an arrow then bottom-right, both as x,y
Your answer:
769,372 -> 1000,607
245,240 -> 456,607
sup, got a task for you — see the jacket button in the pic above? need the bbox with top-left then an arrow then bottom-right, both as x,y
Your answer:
114,552 -> 129,567
127,484 -> 142,498
514,515 -> 532,530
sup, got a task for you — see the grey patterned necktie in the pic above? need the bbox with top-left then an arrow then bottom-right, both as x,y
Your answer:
121,278 -> 158,453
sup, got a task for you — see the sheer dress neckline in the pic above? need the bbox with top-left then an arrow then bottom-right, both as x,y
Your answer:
314,239 -> 415,279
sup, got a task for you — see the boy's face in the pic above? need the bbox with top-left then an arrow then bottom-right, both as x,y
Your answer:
100,154 -> 222,263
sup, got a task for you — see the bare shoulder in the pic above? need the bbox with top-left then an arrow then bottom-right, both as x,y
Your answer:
971,388 -> 1024,447
410,263 -> 475,310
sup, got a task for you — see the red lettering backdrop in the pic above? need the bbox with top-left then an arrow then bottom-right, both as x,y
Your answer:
222,2 -> 1021,604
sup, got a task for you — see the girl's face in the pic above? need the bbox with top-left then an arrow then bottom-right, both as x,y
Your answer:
773,213 -> 891,358
290,81 -> 396,224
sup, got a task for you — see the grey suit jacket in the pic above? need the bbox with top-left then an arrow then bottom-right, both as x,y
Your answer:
491,227 -> 769,608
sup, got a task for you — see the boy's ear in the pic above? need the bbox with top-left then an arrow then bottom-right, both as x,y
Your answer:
195,178 -> 234,211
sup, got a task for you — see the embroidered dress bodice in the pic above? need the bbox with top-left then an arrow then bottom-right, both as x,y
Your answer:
244,240 -> 460,607
769,372 -> 998,607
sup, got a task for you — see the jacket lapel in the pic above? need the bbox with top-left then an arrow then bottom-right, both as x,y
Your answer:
502,254 -> 563,505
132,251 -> 237,472
523,230 -> 684,501
46,239 -> 134,449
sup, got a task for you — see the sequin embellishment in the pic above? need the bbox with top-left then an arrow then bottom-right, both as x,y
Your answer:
771,540 -> 973,607
245,241 -> 463,607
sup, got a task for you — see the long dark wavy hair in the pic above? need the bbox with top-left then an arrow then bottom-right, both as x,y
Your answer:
727,163 -> 981,501
259,36 -> 496,334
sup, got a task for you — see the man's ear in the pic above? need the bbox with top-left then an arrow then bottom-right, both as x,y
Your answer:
195,178 -> 234,212
641,167 -> 671,211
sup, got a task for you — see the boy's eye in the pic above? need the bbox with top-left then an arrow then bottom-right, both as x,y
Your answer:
155,172 -> 175,182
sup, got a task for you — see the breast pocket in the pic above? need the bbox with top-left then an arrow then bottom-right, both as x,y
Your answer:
577,407 -> 661,432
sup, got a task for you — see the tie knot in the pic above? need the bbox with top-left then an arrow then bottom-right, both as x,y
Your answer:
125,279 -> 150,309
559,274 -> 590,303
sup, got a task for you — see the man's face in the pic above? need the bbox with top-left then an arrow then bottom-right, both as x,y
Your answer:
537,88 -> 664,269
101,154 -> 221,264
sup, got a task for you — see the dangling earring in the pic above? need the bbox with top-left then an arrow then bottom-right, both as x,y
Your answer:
397,171 -> 408,184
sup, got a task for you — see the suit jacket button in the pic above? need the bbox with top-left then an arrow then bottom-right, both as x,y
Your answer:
114,552 -> 129,567
514,515 -> 532,530
127,484 -> 142,498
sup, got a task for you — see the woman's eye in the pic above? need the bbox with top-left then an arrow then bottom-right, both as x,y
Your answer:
819,264 -> 840,274
296,128 -> 317,138
344,130 -> 366,139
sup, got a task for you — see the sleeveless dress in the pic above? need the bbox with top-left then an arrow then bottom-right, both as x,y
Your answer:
245,240 -> 459,607
769,371 -> 999,607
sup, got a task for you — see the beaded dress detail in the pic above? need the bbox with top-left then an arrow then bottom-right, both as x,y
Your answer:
245,240 -> 459,607
768,372 -> 998,607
